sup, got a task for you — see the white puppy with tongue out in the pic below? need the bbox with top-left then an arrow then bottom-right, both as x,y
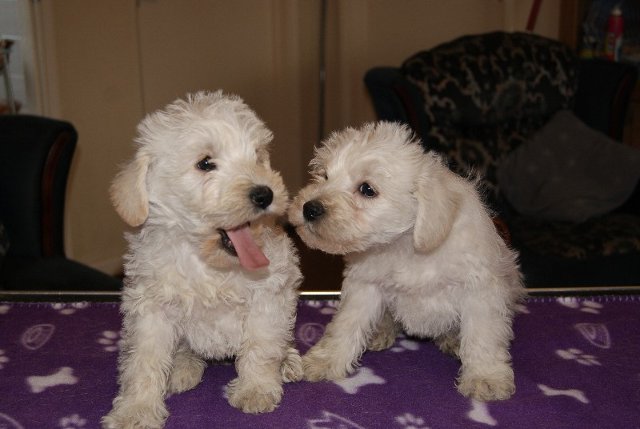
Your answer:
103,91 -> 303,429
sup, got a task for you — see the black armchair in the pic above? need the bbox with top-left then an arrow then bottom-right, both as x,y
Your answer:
365,31 -> 640,288
0,114 -> 122,291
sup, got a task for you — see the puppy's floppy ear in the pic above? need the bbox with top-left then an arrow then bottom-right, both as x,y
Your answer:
413,157 -> 461,253
110,151 -> 150,227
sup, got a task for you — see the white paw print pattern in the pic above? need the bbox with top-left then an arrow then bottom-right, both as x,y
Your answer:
51,302 -> 90,316
0,304 -> 10,315
305,300 -> 338,315
0,349 -> 9,369
556,348 -> 601,366
97,330 -> 122,352
395,412 -> 430,429
556,297 -> 603,314
59,414 -> 86,429
390,335 -> 420,353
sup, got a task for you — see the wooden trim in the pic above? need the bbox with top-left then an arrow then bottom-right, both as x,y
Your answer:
559,0 -> 582,49
41,131 -> 73,257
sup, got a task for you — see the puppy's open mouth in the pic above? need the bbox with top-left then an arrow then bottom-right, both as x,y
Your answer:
218,223 -> 269,271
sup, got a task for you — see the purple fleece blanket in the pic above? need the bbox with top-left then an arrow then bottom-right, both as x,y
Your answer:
0,295 -> 639,429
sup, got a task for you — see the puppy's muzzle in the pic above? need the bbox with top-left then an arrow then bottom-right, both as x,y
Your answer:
249,185 -> 273,210
302,200 -> 325,222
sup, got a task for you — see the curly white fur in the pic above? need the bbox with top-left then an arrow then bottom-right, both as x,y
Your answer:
288,122 -> 525,401
102,91 -> 303,429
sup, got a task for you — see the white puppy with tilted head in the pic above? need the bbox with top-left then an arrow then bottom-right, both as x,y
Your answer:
288,121 -> 525,401
102,91 -> 303,429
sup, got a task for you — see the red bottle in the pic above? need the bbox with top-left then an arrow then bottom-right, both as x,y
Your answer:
604,4 -> 624,61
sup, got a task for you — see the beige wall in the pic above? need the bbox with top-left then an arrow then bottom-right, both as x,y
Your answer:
31,0 -> 559,275
32,1 -> 143,274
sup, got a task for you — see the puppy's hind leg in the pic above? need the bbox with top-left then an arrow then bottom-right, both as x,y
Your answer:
456,292 -> 516,401
367,308 -> 401,351
434,328 -> 461,358
167,341 -> 206,394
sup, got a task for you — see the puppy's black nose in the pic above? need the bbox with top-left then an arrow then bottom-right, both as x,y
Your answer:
303,200 -> 325,221
249,185 -> 273,209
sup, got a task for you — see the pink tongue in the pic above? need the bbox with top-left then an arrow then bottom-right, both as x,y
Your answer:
226,225 -> 269,270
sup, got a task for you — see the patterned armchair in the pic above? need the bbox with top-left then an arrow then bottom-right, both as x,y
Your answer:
365,31 -> 640,288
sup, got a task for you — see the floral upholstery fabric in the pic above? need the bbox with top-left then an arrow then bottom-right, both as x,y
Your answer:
401,31 -> 578,202
398,32 -> 640,261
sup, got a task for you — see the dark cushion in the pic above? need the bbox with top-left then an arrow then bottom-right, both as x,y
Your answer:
497,111 -> 640,223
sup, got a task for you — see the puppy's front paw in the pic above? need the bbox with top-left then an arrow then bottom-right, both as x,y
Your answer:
281,347 -> 303,383
457,368 -> 515,401
302,347 -> 351,382
226,378 -> 283,414
102,401 -> 167,429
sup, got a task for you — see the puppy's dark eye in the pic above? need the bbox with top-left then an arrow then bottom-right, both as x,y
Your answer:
196,156 -> 216,172
313,170 -> 327,181
358,182 -> 377,198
